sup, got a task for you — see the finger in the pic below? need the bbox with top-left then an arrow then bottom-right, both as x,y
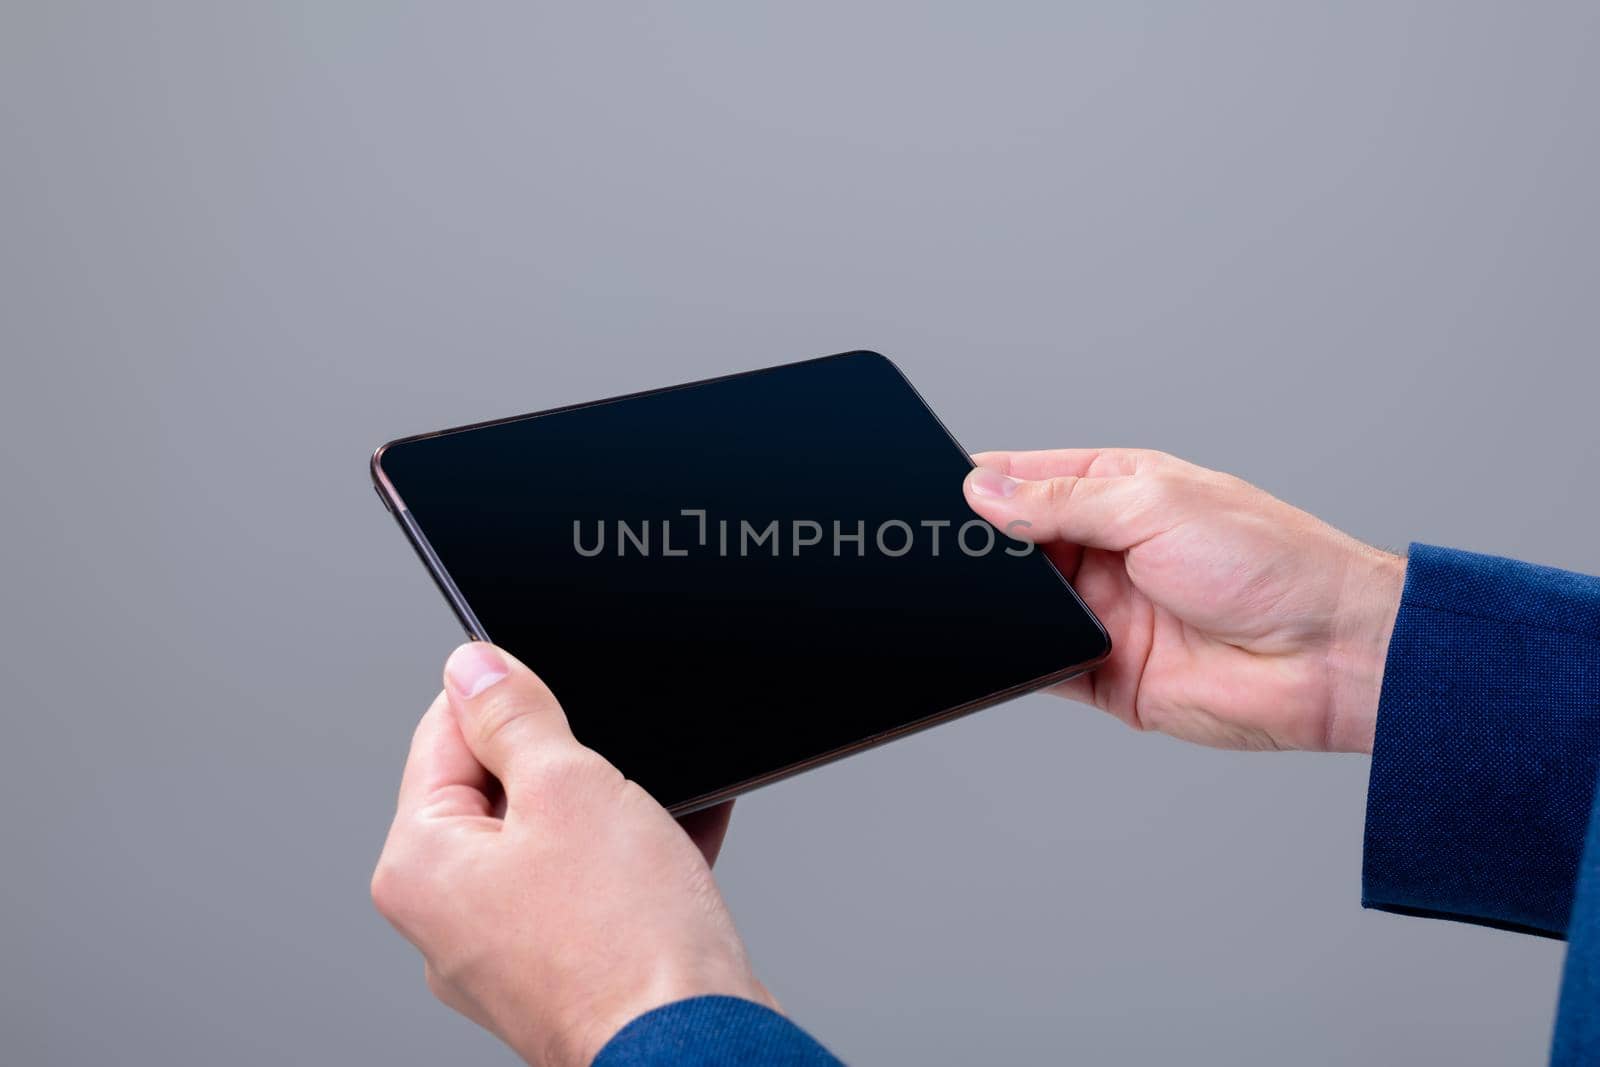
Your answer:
1047,673 -> 1095,705
1042,548 -> 1139,717
443,641 -> 578,785
972,448 -> 1152,481
1040,539 -> 1086,583
964,466 -> 1163,550
395,691 -> 496,820
677,801 -> 734,867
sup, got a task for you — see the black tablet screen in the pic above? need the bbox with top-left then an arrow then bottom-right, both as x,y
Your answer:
376,352 -> 1108,810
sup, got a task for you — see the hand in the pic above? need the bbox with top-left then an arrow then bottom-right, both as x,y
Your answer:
371,642 -> 774,1067
964,449 -> 1404,753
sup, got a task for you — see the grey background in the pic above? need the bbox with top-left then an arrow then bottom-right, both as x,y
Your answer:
3,2 -> 1597,1063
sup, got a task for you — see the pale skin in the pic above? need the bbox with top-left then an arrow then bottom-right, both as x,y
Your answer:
371,643 -> 774,1067
372,448 -> 1406,1065
964,448 -> 1405,755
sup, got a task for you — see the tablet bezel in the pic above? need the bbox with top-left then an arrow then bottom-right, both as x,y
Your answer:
371,351 -> 1111,814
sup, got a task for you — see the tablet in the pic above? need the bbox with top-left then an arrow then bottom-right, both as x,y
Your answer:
372,351 -> 1109,812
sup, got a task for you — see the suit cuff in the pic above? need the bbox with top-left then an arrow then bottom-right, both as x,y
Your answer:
1362,543 -> 1600,936
591,996 -> 843,1066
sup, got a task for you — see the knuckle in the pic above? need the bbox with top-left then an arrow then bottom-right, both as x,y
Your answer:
522,745 -> 622,800
369,855 -> 409,920
540,745 -> 612,783
1215,469 -> 1258,497
1142,469 -> 1192,504
1144,469 -> 1180,496
1042,475 -> 1079,512
470,688 -> 536,749
370,838 -> 446,925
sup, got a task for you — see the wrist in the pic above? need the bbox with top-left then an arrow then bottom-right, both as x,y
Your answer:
527,963 -> 778,1067
1325,544 -> 1406,754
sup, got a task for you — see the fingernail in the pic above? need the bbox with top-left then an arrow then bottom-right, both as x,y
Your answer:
968,466 -> 1020,498
445,642 -> 509,699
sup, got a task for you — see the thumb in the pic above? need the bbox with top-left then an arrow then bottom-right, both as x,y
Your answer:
963,466 -> 1157,551
443,641 -> 578,785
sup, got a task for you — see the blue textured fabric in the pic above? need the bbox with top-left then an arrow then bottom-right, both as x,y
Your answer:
1363,543 -> 1600,1062
591,995 -> 843,1066
1555,790 -> 1600,1064
1364,544 -> 1600,935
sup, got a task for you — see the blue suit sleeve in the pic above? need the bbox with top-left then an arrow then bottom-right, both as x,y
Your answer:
591,996 -> 843,1066
1553,791 -> 1600,1064
1362,543 -> 1600,936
